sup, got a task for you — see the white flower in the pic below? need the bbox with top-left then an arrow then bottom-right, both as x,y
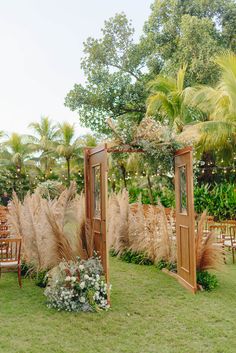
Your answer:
80,281 -> 85,289
79,296 -> 85,303
79,265 -> 84,271
65,276 -> 71,281
71,276 -> 77,282
84,274 -> 89,280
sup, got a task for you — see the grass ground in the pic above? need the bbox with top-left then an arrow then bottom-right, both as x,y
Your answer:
0,257 -> 235,353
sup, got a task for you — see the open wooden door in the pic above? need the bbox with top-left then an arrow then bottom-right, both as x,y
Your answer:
84,144 -> 109,285
175,147 -> 197,293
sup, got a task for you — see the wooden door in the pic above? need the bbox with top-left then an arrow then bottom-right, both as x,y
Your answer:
175,147 -> 197,293
84,144 -> 109,283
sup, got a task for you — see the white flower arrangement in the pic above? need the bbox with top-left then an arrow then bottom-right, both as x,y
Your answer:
44,253 -> 111,312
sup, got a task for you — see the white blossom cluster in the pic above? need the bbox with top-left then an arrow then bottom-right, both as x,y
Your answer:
44,255 -> 111,312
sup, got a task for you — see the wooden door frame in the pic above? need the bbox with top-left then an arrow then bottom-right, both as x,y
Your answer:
84,144 -> 109,284
174,146 -> 197,293
84,144 -> 197,295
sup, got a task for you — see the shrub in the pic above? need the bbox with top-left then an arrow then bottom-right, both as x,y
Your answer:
21,261 -> 32,277
128,186 -> 175,207
36,180 -> 65,200
119,250 -> 153,265
21,262 -> 48,287
197,271 -> 219,291
156,260 -> 177,272
194,183 -> 236,220
44,254 -> 110,312
35,270 -> 48,288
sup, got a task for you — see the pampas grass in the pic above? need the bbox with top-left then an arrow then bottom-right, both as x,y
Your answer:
196,212 -> 223,271
8,182 -> 86,271
107,190 -> 176,264
8,183 -> 220,274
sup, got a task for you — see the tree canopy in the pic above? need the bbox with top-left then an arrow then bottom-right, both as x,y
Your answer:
65,0 -> 236,136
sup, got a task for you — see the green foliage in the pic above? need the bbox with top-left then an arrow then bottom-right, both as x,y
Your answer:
35,271 -> 48,288
183,53 -> 236,163
127,181 -> 235,221
119,250 -> 153,266
65,13 -> 147,134
36,180 -> 65,200
194,183 -> 236,220
21,261 -> 32,277
56,122 -> 83,184
21,262 -> 48,288
0,168 -> 32,201
128,186 -> 175,208
143,0 -> 236,85
146,64 -> 203,133
27,116 -> 59,177
197,271 -> 219,291
156,260 -> 177,272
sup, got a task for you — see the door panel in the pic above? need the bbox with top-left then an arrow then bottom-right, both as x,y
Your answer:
84,144 -> 109,282
175,147 -> 197,293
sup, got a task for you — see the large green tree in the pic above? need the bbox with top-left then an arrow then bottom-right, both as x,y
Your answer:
65,1 -> 236,136
182,53 -> 236,162
143,0 -> 236,85
146,65 -> 203,133
65,13 -> 151,135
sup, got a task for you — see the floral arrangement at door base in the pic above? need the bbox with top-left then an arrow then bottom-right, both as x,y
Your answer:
44,254 -> 110,312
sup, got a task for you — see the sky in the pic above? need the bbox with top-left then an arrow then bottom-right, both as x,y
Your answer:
0,0 -> 153,136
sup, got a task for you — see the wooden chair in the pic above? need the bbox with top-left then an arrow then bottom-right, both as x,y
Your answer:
229,226 -> 236,264
203,216 -> 214,237
220,221 -> 236,262
0,223 -> 10,238
209,224 -> 227,263
0,206 -> 8,224
0,238 -> 22,287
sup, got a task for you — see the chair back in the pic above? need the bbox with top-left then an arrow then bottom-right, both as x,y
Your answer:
209,224 -> 226,243
0,223 -> 9,238
230,225 -> 236,242
0,238 -> 21,263
0,207 -> 8,225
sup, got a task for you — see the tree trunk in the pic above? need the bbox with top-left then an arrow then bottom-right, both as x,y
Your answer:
147,174 -> 154,205
111,180 -> 116,192
120,165 -> 127,188
66,158 -> 71,185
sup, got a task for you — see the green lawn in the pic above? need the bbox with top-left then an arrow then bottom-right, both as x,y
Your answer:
0,257 -> 235,353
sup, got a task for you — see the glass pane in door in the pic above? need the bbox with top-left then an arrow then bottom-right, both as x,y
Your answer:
179,165 -> 187,214
93,165 -> 101,218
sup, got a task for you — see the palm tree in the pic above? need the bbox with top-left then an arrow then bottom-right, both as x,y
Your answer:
183,53 -> 236,161
0,133 -> 33,172
0,133 -> 35,197
56,122 -> 81,183
146,65 -> 198,133
28,116 -> 59,177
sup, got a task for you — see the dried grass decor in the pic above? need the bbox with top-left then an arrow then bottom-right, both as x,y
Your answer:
8,182 -> 87,271
108,190 -> 176,264
195,211 -> 223,271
